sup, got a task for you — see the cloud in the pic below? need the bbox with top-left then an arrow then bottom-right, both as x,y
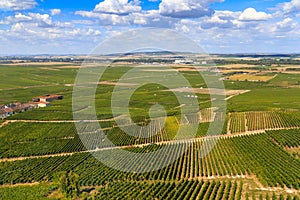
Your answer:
11,23 -> 25,32
28,13 -> 52,27
277,0 -> 300,15
0,0 -> 37,11
6,13 -> 32,23
239,8 -> 272,21
159,0 -> 222,18
214,10 -> 241,20
131,10 -> 177,27
255,17 -> 298,36
76,9 -> 176,27
6,12 -> 55,28
94,0 -> 141,15
50,9 -> 61,16
201,15 -> 233,29
2,0 -> 300,54
276,17 -> 298,31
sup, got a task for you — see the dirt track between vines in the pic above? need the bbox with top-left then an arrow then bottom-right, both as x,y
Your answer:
1,125 -> 299,163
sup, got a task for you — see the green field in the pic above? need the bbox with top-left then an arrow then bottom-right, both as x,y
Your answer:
0,61 -> 299,199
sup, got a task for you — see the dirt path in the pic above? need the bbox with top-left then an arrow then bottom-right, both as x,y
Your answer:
0,129 -> 266,163
225,90 -> 250,101
0,114 -> 128,127
0,119 -> 298,163
227,113 -> 231,135
0,120 -> 10,128
0,84 -> 57,91
244,112 -> 248,133
0,118 -> 119,127
0,182 -> 40,188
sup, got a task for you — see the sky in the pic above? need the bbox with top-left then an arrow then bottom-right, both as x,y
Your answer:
0,0 -> 300,55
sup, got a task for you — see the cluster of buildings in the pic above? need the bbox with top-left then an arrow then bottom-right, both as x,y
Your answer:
0,94 -> 63,119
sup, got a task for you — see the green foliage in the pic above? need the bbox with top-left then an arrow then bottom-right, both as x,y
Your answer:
227,87 -> 300,112
228,111 -> 300,133
272,192 -> 277,200
267,129 -> 300,148
92,180 -> 240,200
59,171 -> 80,199
0,134 -> 299,190
0,183 -> 57,200
0,122 -> 86,158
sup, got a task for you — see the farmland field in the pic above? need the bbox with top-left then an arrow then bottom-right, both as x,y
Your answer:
227,74 -> 276,82
0,56 -> 299,199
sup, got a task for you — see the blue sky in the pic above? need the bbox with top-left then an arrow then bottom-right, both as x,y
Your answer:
0,0 -> 300,55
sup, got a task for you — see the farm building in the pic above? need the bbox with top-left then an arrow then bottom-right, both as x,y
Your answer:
37,102 -> 50,108
6,102 -> 34,113
0,104 -> 29,119
0,109 -> 7,119
32,94 -> 63,103
28,101 -> 50,108
4,106 -> 14,117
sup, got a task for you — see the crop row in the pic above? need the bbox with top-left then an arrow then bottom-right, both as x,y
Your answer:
267,129 -> 300,148
228,111 -> 300,133
0,134 -> 299,189
93,180 -> 242,200
0,122 -> 86,158
229,113 -> 246,133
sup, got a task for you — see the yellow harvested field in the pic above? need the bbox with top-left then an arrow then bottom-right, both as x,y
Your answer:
141,69 -> 176,72
141,67 -> 205,72
228,74 -> 276,82
98,81 -> 137,87
169,88 -> 250,96
4,62 -> 75,66
41,67 -> 60,71
221,69 -> 260,74
56,65 -> 82,69
175,67 -> 198,72
220,64 -> 256,68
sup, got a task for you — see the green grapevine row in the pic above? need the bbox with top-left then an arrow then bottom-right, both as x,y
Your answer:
267,129 -> 300,148
0,134 -> 299,189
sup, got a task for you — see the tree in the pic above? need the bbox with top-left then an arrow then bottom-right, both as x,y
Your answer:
55,171 -> 80,198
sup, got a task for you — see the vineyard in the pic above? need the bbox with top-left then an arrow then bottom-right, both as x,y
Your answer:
0,122 -> 86,158
0,183 -> 57,200
0,180 -> 298,200
93,180 -> 244,200
0,115 -> 214,158
93,179 -> 300,200
0,134 -> 299,191
228,111 -> 300,134
0,63 -> 300,199
267,129 -> 300,148
228,112 -> 246,134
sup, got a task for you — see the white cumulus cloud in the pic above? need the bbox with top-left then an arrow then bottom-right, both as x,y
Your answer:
0,0 -> 37,10
94,0 -> 141,15
201,15 -> 233,29
277,0 -> 300,15
239,8 -> 272,21
50,9 -> 61,16
159,0 -> 223,18
28,13 -> 52,27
